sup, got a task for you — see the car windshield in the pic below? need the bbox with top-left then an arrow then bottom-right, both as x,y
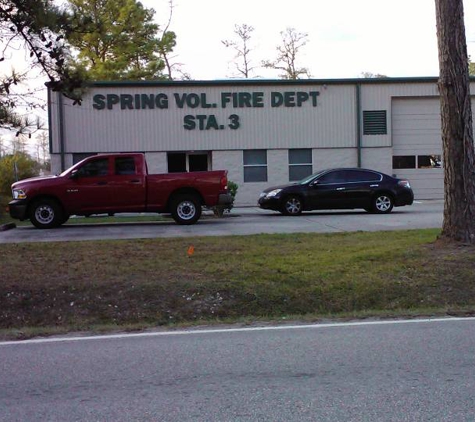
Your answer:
298,170 -> 327,185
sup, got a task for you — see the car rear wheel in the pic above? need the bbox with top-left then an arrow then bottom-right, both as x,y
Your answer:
281,196 -> 303,216
30,199 -> 64,229
372,194 -> 394,214
171,194 -> 202,225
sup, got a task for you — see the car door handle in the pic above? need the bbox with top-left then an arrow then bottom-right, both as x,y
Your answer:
337,187 -> 345,191
370,184 -> 379,187
129,179 -> 141,184
96,181 -> 108,185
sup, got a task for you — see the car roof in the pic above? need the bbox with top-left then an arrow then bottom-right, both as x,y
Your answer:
313,168 -> 393,179
321,167 -> 382,172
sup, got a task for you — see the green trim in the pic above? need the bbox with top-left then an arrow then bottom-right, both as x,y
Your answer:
85,76 -> 447,89
356,84 -> 362,168
47,88 -> 53,155
58,92 -> 66,172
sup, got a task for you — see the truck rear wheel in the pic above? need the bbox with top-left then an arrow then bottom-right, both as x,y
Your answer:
171,195 -> 202,225
30,199 -> 64,229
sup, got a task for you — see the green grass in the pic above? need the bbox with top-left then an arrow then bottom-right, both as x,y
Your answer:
1,229 -> 475,340
0,209 -> 167,227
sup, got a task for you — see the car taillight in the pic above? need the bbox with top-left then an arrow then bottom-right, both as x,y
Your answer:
398,180 -> 411,188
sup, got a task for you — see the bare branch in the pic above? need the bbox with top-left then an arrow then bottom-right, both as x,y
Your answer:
262,27 -> 311,79
222,24 -> 257,78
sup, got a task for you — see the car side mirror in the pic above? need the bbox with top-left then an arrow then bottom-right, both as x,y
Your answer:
310,180 -> 319,187
69,169 -> 79,179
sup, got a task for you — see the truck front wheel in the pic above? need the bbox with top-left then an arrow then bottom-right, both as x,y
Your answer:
30,199 -> 64,229
171,195 -> 202,225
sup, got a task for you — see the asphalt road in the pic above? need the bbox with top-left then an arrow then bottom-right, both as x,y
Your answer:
1,317 -> 475,421
0,200 -> 443,243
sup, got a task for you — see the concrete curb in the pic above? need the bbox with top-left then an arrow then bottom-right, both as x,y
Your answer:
0,223 -> 16,232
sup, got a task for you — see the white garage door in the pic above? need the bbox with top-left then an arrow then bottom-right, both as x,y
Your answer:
391,98 -> 444,199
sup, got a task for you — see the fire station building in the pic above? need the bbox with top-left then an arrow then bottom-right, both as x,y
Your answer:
48,77 -> 474,205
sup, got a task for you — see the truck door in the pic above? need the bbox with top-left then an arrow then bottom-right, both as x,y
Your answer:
64,156 -> 116,213
64,156 -> 146,214
110,156 -> 146,210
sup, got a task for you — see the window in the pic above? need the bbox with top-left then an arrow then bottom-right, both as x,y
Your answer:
318,169 -> 381,184
115,157 -> 136,175
393,155 -> 442,170
76,158 -> 109,177
168,153 -> 187,172
73,153 -> 96,165
393,156 -> 416,169
243,150 -> 267,182
343,170 -> 381,182
189,154 -> 208,172
167,152 -> 209,172
363,110 -> 387,135
289,149 -> 312,181
418,154 -> 442,169
318,170 -> 346,184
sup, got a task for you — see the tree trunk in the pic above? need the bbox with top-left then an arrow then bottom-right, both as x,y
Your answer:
435,0 -> 475,243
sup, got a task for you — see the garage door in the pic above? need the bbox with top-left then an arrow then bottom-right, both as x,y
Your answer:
391,98 -> 444,200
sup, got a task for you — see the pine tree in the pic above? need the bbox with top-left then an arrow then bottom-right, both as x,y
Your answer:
435,0 -> 475,243
67,0 -> 176,80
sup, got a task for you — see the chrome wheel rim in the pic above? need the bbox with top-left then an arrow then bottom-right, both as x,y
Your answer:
375,196 -> 391,212
35,205 -> 55,225
177,200 -> 196,220
285,198 -> 301,214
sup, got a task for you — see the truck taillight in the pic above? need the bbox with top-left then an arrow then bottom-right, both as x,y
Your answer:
221,175 -> 228,190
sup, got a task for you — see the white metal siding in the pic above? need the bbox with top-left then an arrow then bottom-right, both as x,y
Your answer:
54,84 -> 357,153
360,82 -> 440,148
48,79 -> 475,205
391,98 -> 443,199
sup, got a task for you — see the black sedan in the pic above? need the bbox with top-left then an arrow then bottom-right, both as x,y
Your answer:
258,168 -> 414,215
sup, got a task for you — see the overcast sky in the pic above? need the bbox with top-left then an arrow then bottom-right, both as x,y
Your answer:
145,0 -> 475,80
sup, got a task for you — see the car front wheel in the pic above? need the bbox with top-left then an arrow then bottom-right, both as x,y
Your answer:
281,196 -> 303,216
372,194 -> 394,214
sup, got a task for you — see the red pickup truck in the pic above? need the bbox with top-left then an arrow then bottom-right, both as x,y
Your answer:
9,153 -> 232,228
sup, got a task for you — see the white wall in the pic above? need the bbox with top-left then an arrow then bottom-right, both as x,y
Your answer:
314,148 -> 357,169
50,79 -> 475,202
360,147 -> 393,175
144,152 -> 168,174
52,83 -> 357,154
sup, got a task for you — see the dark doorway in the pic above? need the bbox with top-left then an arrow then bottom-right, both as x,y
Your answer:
167,153 -> 187,173
189,154 -> 208,171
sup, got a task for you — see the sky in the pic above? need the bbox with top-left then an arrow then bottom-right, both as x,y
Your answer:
144,0 -> 475,80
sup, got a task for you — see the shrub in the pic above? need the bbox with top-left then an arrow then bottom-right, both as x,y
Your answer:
213,180 -> 239,217
227,180 -> 238,204
0,153 -> 40,197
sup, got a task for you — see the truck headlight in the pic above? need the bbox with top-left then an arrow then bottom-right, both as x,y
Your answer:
12,189 -> 26,199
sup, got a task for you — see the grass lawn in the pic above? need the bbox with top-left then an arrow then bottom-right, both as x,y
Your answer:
1,229 -> 475,340
0,209 -> 167,227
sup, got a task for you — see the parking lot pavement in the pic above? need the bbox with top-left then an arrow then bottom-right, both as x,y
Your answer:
0,200 -> 443,244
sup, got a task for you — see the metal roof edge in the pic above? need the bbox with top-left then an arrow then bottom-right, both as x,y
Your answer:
83,76 -> 445,88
